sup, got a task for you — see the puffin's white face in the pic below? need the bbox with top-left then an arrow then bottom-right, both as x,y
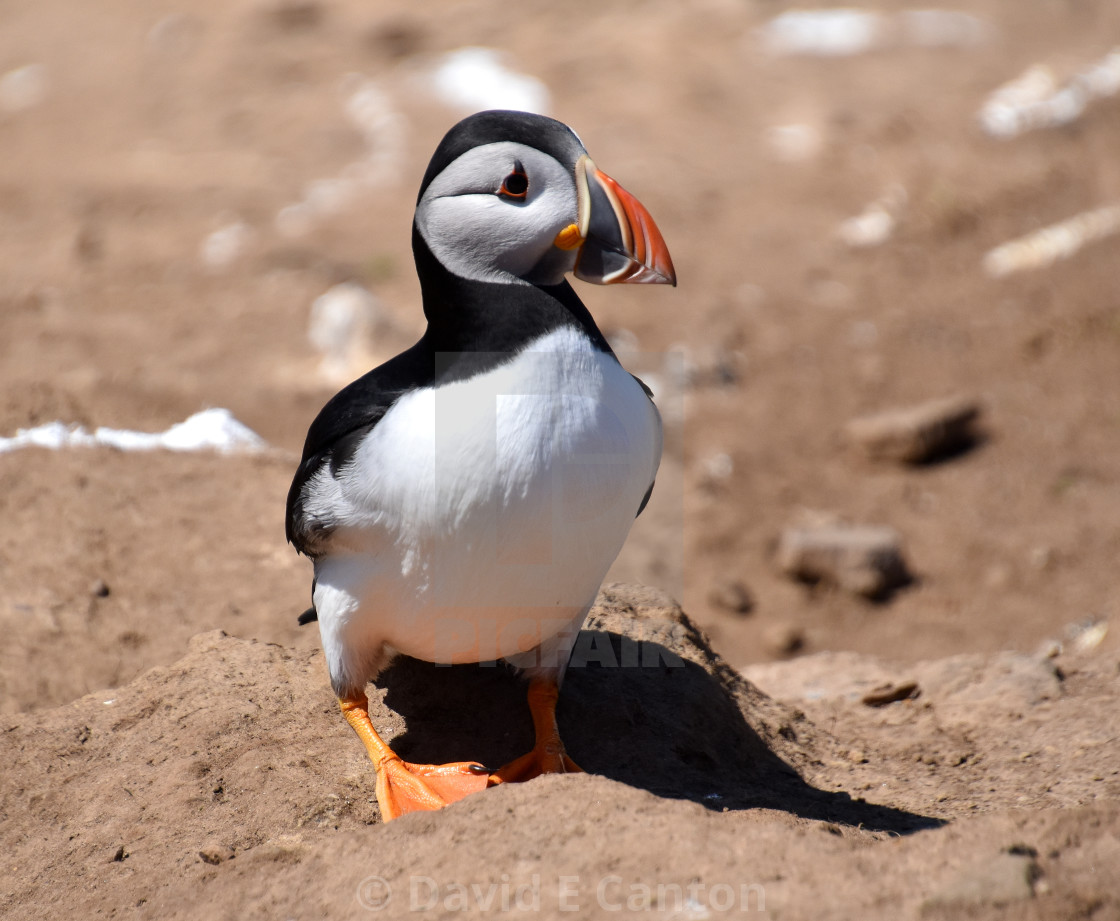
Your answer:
416,141 -> 580,286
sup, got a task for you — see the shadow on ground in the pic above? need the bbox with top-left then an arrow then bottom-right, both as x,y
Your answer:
379,629 -> 943,836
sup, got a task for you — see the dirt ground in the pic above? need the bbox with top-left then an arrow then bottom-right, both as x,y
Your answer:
2,0 -> 1119,918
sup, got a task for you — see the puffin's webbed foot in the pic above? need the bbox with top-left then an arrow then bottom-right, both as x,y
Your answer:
339,694 -> 489,821
376,756 -> 491,820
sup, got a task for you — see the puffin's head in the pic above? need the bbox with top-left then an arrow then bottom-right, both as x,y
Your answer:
414,110 -> 676,288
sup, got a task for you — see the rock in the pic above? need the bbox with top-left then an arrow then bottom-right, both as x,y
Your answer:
0,64 -> 49,113
844,394 -> 981,463
836,186 -> 906,249
199,220 -> 254,272
364,17 -> 427,60
983,204 -> 1120,277
307,282 -> 384,384
308,283 -> 380,353
776,523 -> 910,599
1067,619 -> 1108,654
698,452 -> 734,488
256,0 -> 324,31
921,852 -> 1037,912
198,842 -> 234,865
763,624 -> 806,658
766,122 -> 822,163
860,680 -> 919,707
427,47 -> 550,115
73,225 -> 104,263
708,578 -> 755,616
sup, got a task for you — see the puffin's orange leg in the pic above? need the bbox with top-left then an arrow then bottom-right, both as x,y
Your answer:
339,694 -> 490,821
488,677 -> 583,785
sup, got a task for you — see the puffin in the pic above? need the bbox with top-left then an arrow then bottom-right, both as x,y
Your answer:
286,110 -> 676,821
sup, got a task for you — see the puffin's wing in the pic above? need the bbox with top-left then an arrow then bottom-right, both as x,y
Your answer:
629,371 -> 659,518
285,341 -> 432,557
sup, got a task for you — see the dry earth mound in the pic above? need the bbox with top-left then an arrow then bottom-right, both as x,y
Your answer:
3,585 -> 1117,919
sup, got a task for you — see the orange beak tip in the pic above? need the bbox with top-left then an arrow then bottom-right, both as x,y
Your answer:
578,167 -> 676,286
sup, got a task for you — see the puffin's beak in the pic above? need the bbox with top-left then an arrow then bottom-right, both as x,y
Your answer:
556,155 -> 676,286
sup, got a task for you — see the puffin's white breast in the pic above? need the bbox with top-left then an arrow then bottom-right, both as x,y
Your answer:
313,325 -> 661,671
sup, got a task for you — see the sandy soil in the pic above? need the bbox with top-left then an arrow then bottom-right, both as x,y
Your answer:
3,586 -> 1118,919
2,0 -> 1119,917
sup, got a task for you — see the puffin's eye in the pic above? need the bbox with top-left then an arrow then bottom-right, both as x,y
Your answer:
498,169 -> 529,200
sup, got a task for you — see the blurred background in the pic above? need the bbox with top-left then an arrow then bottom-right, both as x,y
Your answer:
2,0 -> 1118,713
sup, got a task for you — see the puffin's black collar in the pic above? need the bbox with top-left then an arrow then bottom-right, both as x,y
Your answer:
411,224 -> 613,373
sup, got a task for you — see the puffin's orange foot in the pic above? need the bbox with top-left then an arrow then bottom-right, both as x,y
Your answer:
338,693 -> 490,822
487,744 -> 582,786
376,756 -> 491,821
487,676 -> 583,786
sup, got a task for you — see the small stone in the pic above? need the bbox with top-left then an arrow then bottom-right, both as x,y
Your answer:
764,624 -> 805,657
199,842 -> 234,865
1069,620 -> 1108,654
258,0 -> 324,31
1028,545 -> 1055,570
837,202 -> 896,248
766,123 -> 822,163
845,394 -> 981,464
90,579 -> 111,598
861,681 -> 920,707
74,225 -> 104,263
699,452 -> 734,485
708,579 -> 755,616
200,220 -> 254,272
0,64 -> 50,113
364,17 -> 427,59
308,282 -> 383,383
776,523 -> 910,600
